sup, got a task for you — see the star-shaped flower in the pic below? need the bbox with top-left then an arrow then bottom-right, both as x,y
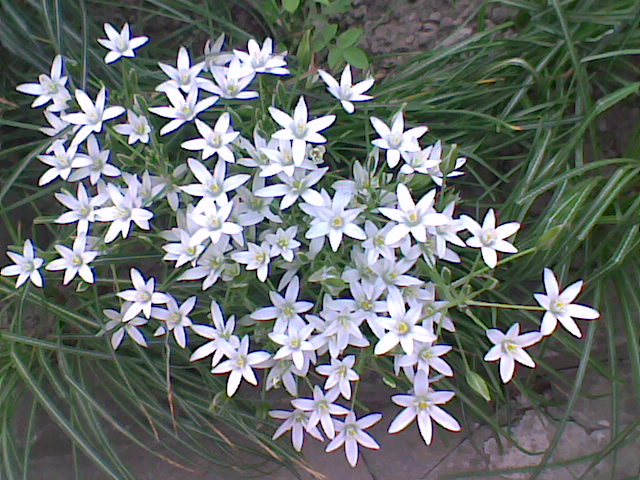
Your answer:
116,268 -> 170,321
149,87 -> 218,135
211,335 -> 271,396
181,115 -> 239,162
1,239 -> 45,288
461,208 -> 519,268
370,113 -> 427,168
318,65 -> 374,114
533,268 -> 599,338
484,323 -> 542,383
16,54 -> 70,111
97,23 -> 148,64
62,87 -> 125,146
326,411 -> 382,467
45,235 -> 99,285
269,96 -> 335,165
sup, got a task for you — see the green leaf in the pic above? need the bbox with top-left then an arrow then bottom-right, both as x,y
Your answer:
296,29 -> 312,70
337,27 -> 362,48
328,47 -> 344,69
282,0 -> 300,13
536,224 -> 565,250
342,46 -> 369,69
322,23 -> 338,45
467,370 -> 491,402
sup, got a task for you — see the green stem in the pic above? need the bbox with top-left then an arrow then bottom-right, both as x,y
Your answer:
466,300 -> 545,311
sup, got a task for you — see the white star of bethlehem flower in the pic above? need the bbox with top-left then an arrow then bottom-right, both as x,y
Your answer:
113,109 -> 151,144
270,408 -> 323,452
251,276 -> 313,333
45,235 -> 99,285
265,226 -> 301,262
303,190 -> 366,252
16,54 -> 70,111
484,323 -> 542,383
151,295 -> 197,348
375,288 -> 435,356
388,371 -> 461,445
97,23 -> 148,64
68,135 -> 121,185
269,317 -> 315,370
233,38 -> 289,76
209,58 -> 259,100
181,115 -> 239,162
117,268 -> 170,321
203,33 -> 235,71
156,47 -> 211,93
370,112 -> 427,168
318,64 -> 374,114
326,411 -> 382,468
180,158 -> 249,205
62,87 -> 125,146
291,385 -> 349,439
255,167 -> 327,210
211,335 -> 271,397
190,300 -> 238,368
316,355 -> 360,400
379,183 -> 448,245
37,140 -> 90,186
104,302 -> 148,350
1,239 -> 45,288
461,208 -> 519,268
54,182 -> 107,236
269,96 -> 335,166
94,183 -> 154,243
534,268 -> 600,338
148,87 -> 218,136
188,198 -> 242,247
231,241 -> 273,282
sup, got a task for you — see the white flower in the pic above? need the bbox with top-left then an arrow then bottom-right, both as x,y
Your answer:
484,323 -> 542,383
400,141 -> 442,175
62,87 -> 125,146
190,300 -> 237,368
116,268 -> 170,321
40,110 -> 70,137
430,201 -> 466,258
1,239 -> 45,288
255,167 -> 327,210
264,226 -> 301,262
533,268 -> 600,338
316,355 -> 360,400
231,241 -> 273,282
318,65 -> 374,114
303,190 -> 366,252
68,135 -> 121,185
233,38 -> 289,76
156,47 -> 210,93
54,182 -> 107,235
37,140 -> 89,186
270,408 -> 323,451
461,209 -> 519,268
113,109 -> 151,144
16,55 -> 70,111
251,276 -> 313,333
177,237 -> 232,290
188,199 -> 242,247
180,158 -> 249,205
370,113 -> 427,168
97,23 -> 148,64
45,235 -> 99,285
397,342 -> 453,378
148,87 -> 218,135
162,230 -> 204,268
151,295 -> 197,348
104,303 -> 148,350
181,115 -> 239,162
326,411 -> 382,467
209,59 -> 258,100
203,33 -> 235,71
211,335 -> 271,396
379,184 -> 448,244
388,371 -> 461,445
291,385 -> 349,439
94,183 -> 154,243
269,317 -> 316,370
375,288 -> 435,355
269,96 -> 335,165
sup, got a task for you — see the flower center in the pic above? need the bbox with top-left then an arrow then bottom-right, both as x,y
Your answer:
136,291 -> 151,303
551,299 -> 567,314
388,133 -> 403,148
480,229 -> 497,246
209,132 -> 223,148
397,321 -> 410,335
331,216 -> 344,229
71,255 -> 84,267
502,340 -> 519,354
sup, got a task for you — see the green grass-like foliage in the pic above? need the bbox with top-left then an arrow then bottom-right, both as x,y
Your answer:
0,0 -> 639,478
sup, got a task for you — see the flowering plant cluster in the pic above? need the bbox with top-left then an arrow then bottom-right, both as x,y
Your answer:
3,23 -> 600,467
